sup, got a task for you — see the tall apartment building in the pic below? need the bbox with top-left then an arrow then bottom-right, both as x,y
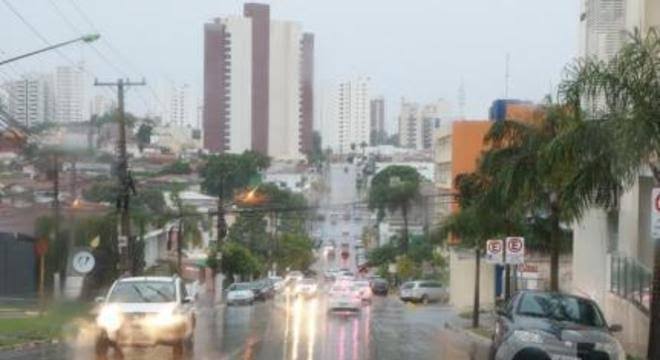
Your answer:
167,83 -> 194,127
332,77 -> 371,154
54,65 -> 86,123
203,3 -> 313,159
370,97 -> 385,145
399,98 -> 451,150
578,0 -> 626,60
573,1 -> 660,356
90,94 -> 115,117
3,74 -> 54,127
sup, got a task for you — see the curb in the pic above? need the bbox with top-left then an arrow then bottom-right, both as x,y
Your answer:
444,321 -> 492,347
0,338 -> 58,353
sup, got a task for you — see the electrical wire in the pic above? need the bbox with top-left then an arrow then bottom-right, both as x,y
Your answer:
65,0 -> 169,116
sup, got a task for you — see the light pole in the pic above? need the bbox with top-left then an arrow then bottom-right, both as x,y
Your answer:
0,34 -> 100,66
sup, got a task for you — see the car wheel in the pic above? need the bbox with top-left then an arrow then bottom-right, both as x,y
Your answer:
421,295 -> 429,305
94,334 -> 109,358
172,341 -> 184,358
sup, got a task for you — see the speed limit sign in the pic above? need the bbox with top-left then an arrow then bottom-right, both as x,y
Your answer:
71,250 -> 95,274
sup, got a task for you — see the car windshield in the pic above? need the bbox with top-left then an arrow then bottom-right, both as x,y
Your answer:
108,281 -> 176,303
230,283 -> 252,291
401,283 -> 414,290
517,293 -> 606,328
302,279 -> 316,285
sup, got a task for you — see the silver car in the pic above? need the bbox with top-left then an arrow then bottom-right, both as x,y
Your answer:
491,291 -> 625,360
399,280 -> 448,304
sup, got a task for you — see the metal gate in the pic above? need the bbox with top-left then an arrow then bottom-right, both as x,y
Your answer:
0,232 -> 36,297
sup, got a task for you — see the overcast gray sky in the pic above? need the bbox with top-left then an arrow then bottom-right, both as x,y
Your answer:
0,0 -> 579,130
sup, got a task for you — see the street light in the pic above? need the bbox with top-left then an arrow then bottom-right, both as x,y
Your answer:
0,33 -> 101,66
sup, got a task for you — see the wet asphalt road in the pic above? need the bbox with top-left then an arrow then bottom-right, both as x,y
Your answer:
0,163 -> 490,360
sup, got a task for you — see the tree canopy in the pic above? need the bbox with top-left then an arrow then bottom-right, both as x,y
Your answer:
200,151 -> 270,199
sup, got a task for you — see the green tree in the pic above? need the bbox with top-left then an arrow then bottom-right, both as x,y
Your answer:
200,151 -> 270,199
368,165 -> 421,252
274,233 -> 315,272
136,122 -> 153,152
160,160 -> 192,175
220,242 -> 262,282
480,101 -> 618,292
559,29 -> 660,358
366,243 -> 398,267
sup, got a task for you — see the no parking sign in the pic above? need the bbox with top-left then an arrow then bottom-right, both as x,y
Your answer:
505,237 -> 525,265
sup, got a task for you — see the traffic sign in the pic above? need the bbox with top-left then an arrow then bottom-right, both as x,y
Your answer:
71,250 -> 95,274
34,237 -> 49,257
651,188 -> 660,239
505,237 -> 525,264
485,239 -> 504,264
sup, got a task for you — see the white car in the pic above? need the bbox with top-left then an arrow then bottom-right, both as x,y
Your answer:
294,279 -> 319,298
327,282 -> 362,312
353,280 -> 373,303
269,276 -> 285,292
399,280 -> 448,304
286,271 -> 304,285
94,276 -> 195,357
226,282 -> 256,305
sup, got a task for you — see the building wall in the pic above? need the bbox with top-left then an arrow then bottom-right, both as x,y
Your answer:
300,33 -> 314,155
449,249 -> 496,312
5,74 -> 54,126
203,20 -> 229,153
54,65 -> 86,124
269,21 -> 303,160
335,77 -> 371,154
245,3 -> 270,155
398,99 -> 419,149
450,121 -> 491,186
370,97 -> 385,145
224,16 -> 253,154
579,0 -> 626,60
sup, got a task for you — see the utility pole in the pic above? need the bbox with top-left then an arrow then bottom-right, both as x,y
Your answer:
52,153 -> 63,292
94,78 -> 145,275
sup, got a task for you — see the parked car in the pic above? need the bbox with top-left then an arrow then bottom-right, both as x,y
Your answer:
490,291 -> 625,360
327,282 -> 362,312
226,282 -> 255,305
399,280 -> 448,304
370,278 -> 389,296
294,278 -> 319,298
286,271 -> 304,285
268,276 -> 285,292
94,276 -> 195,357
250,279 -> 275,301
353,280 -> 373,303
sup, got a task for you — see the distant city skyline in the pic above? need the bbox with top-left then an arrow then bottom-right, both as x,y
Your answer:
0,1 -> 579,132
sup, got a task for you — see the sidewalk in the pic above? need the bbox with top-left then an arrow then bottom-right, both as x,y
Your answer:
437,311 -> 493,360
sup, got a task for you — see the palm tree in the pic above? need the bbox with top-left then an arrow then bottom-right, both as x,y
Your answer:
559,29 -> 660,359
480,101 -> 620,292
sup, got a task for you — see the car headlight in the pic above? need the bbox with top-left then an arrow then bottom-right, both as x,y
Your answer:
150,305 -> 183,327
595,341 -> 626,360
511,330 -> 545,344
97,305 -> 123,332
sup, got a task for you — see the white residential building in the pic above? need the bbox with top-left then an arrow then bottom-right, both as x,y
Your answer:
54,65 -> 86,123
167,83 -> 195,127
269,21 -> 303,160
399,98 -> 451,150
203,4 -> 314,159
3,74 -> 54,126
573,1 -> 659,356
323,77 -> 371,154
89,94 -> 115,117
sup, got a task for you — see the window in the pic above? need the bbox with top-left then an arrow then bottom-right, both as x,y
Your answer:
516,293 -> 606,327
108,281 -> 176,303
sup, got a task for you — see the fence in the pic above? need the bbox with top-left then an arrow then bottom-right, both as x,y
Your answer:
610,253 -> 651,314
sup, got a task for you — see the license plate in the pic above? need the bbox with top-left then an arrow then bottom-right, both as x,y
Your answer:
551,355 -> 579,360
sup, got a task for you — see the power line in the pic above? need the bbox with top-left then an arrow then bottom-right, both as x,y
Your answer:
65,0 -> 169,115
